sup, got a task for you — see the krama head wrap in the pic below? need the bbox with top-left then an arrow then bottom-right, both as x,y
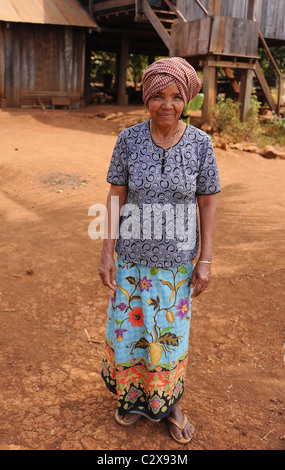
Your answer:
142,57 -> 202,108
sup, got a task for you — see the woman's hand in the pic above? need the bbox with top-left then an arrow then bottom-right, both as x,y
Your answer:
98,253 -> 117,291
190,194 -> 217,298
190,262 -> 211,298
98,184 -> 127,292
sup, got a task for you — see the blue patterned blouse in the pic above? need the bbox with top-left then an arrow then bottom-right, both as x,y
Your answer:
107,120 -> 220,267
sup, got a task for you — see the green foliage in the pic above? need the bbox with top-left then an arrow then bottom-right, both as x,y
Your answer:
256,114 -> 285,148
211,98 -> 241,135
258,46 -> 285,80
128,54 -> 148,89
211,96 -> 285,147
90,51 -> 116,82
90,51 -> 148,90
182,93 -> 204,124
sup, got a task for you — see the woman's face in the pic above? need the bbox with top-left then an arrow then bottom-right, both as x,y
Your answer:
146,83 -> 184,129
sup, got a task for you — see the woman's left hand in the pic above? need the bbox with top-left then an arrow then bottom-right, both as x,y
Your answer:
190,262 -> 211,298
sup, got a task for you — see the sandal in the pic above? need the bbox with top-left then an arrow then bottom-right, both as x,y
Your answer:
115,409 -> 142,427
166,414 -> 193,444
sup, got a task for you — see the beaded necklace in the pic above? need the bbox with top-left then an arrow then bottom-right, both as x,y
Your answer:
149,120 -> 181,173
151,119 -> 181,144
149,119 -> 181,161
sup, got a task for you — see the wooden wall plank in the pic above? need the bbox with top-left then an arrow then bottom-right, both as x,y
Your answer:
57,28 -> 66,91
222,16 -> 233,54
231,18 -> 247,56
4,26 -> 13,105
197,17 -> 211,54
1,22 -> 87,106
12,25 -> 21,106
72,29 -> 79,92
209,15 -> 225,53
170,17 -> 211,57
64,27 -> 73,91
216,15 -> 225,52
209,15 -> 220,52
79,29 -> 86,97
51,26 -> 59,92
177,0 -> 285,40
188,18 -> 200,55
246,20 -> 259,56
0,24 -> 5,98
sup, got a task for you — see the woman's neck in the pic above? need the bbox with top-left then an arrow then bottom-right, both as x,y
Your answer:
150,119 -> 186,148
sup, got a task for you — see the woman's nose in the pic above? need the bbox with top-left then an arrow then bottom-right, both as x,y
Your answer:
161,98 -> 173,108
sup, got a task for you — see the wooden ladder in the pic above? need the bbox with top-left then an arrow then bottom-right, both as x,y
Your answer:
135,0 -> 186,50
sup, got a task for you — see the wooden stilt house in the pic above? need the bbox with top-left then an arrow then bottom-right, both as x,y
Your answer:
0,0 -> 97,108
90,0 -> 285,123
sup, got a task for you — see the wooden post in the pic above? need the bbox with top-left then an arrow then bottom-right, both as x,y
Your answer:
135,0 -> 142,21
208,0 -> 221,16
84,37 -> 92,104
247,0 -> 261,20
89,0 -> 94,19
239,68 -> 254,121
278,75 -> 285,117
201,60 -> 217,125
0,24 -> 5,99
117,34 -> 129,106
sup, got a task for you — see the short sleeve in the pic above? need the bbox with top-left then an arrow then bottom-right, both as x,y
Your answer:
196,136 -> 221,195
107,132 -> 129,185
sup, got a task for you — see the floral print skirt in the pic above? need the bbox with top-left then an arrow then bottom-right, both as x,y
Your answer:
101,256 -> 194,421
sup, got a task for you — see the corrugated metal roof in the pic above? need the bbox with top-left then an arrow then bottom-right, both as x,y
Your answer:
0,0 -> 98,27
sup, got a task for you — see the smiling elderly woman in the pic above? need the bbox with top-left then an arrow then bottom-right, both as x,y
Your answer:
98,57 -> 221,445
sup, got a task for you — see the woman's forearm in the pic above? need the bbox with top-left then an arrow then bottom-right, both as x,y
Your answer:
99,185 -> 128,290
197,194 -> 217,261
102,185 -> 128,254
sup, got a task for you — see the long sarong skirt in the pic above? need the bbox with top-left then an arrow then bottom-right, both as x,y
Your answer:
101,256 -> 194,421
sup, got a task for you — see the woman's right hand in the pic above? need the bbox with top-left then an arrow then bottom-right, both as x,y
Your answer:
98,253 -> 117,291
98,184 -> 127,292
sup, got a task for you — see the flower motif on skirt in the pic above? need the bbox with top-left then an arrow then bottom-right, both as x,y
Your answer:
128,307 -> 144,327
176,298 -> 190,320
139,276 -> 153,292
114,328 -> 128,342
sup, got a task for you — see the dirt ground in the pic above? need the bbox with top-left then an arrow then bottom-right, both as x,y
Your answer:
0,104 -> 284,451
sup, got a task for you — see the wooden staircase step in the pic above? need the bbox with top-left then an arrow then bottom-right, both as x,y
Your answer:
152,9 -> 176,16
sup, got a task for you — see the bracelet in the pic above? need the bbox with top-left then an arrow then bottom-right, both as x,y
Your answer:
198,260 -> 212,264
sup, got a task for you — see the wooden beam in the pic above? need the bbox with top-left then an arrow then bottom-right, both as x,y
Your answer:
258,30 -> 281,77
247,0 -> 260,20
117,34 -> 129,106
135,0 -> 142,20
93,0 -> 135,12
254,62 -> 277,113
202,61 -> 217,125
208,0 -> 221,16
163,0 -> 187,22
89,0 -> 94,18
224,67 -> 240,94
207,60 -> 256,69
194,0 -> 208,16
141,0 -> 171,50
0,25 -> 5,98
277,75 -> 285,116
239,68 -> 254,121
